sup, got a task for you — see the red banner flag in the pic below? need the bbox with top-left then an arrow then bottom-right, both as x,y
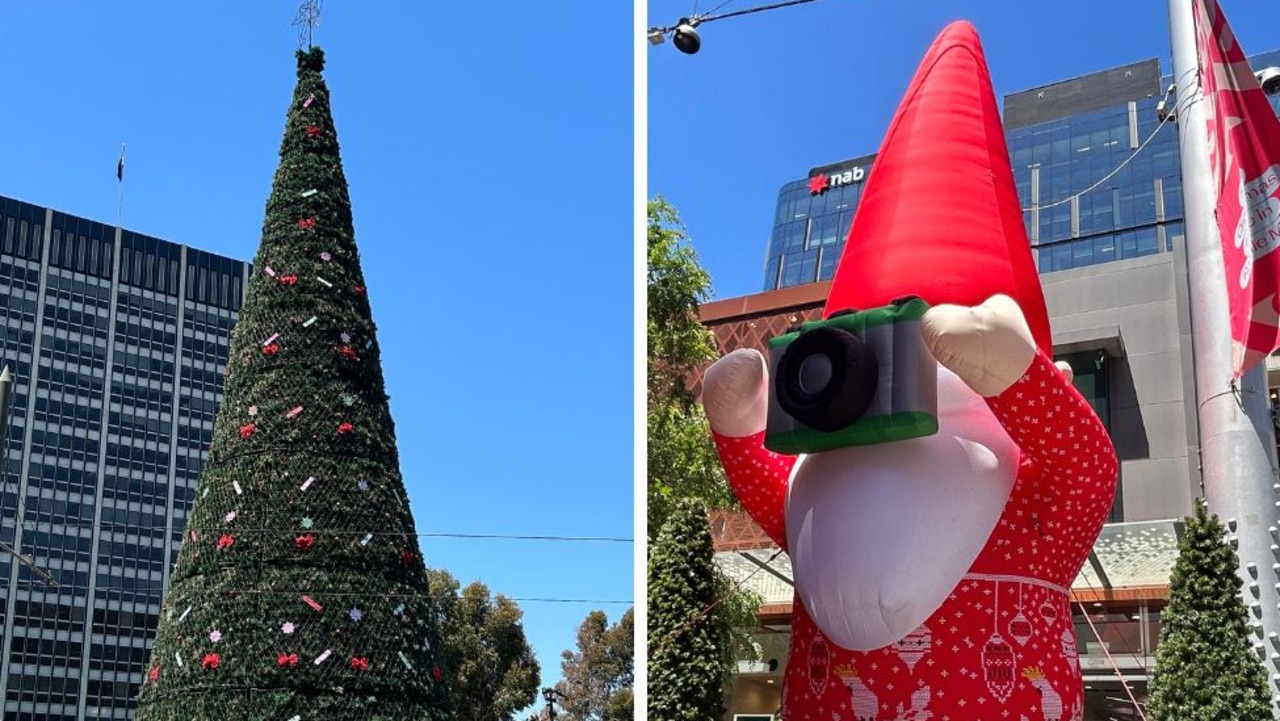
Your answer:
1193,0 -> 1280,375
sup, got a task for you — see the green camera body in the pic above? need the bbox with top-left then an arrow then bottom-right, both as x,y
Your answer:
764,296 -> 939,455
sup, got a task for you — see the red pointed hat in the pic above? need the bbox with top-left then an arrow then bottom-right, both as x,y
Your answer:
823,21 -> 1052,356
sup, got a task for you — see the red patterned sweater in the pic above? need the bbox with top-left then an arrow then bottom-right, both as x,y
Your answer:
713,353 -> 1118,721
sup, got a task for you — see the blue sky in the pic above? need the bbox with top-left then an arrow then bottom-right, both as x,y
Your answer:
648,0 -> 1279,299
0,1 -> 632,712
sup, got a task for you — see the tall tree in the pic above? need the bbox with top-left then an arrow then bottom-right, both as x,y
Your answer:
646,197 -> 732,533
648,498 -> 733,721
427,569 -> 539,721
554,608 -> 634,721
1147,500 -> 1271,720
135,47 -> 451,720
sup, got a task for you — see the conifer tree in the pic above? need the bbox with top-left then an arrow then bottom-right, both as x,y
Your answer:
135,47 -> 452,721
648,498 -> 732,721
1147,500 -> 1271,721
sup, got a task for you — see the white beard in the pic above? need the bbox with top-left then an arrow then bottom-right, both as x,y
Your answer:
786,365 -> 1020,651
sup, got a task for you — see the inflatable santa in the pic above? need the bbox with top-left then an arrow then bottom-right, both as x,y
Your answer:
701,21 -> 1118,721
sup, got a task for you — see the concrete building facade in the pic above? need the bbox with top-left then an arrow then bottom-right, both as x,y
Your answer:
0,195 -> 247,721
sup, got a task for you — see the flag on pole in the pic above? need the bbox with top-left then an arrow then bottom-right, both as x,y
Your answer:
117,146 -> 125,182
1193,0 -> 1280,375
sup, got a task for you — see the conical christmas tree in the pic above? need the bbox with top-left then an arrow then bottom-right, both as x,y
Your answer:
136,47 -> 452,721
1147,500 -> 1271,721
648,499 -> 732,721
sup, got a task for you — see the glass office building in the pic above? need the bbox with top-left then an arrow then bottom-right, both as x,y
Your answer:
762,51 -> 1280,291
0,195 -> 247,721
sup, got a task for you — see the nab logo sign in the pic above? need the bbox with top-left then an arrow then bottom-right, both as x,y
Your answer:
808,166 -> 866,195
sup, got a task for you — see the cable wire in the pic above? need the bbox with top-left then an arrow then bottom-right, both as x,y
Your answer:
1021,68 -> 1199,214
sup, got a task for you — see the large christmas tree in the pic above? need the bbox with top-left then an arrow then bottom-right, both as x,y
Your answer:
135,47 -> 452,721
1147,500 -> 1271,721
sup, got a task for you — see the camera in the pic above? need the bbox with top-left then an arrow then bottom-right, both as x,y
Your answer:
764,296 -> 939,455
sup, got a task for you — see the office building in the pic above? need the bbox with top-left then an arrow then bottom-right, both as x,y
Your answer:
718,50 -> 1280,720
0,194 -> 247,721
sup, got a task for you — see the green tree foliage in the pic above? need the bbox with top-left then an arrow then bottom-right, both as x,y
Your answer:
1147,500 -> 1272,721
648,498 -> 733,721
554,608 -> 634,721
646,197 -> 732,533
136,47 -> 450,720
426,569 -> 539,721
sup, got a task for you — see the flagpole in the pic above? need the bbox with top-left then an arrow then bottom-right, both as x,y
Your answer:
117,143 -> 125,228
1168,0 -> 1280,712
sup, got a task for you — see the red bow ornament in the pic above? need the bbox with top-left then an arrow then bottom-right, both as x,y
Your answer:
352,284 -> 366,296
350,656 -> 370,671
217,534 -> 235,551
202,653 -> 220,670
149,666 -> 160,682
298,217 -> 316,230
306,125 -> 321,137
263,343 -> 280,356
280,274 -> 299,286
337,422 -> 355,434
239,423 -> 256,439
277,652 -> 299,667
338,346 -> 358,361
295,534 -> 315,551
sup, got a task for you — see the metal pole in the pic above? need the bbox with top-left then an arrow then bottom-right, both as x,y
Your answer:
0,366 -> 11,442
1168,0 -> 1280,712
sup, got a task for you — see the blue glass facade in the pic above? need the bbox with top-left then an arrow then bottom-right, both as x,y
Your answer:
0,195 -> 246,721
763,51 -> 1280,291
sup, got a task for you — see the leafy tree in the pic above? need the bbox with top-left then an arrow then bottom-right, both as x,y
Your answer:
648,498 -> 733,721
1147,500 -> 1272,720
646,196 -> 733,534
554,608 -> 634,721
135,47 -> 450,720
427,569 -> 539,721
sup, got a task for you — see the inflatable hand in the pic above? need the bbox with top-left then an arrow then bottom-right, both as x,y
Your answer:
921,294 -> 1037,397
702,348 -> 770,438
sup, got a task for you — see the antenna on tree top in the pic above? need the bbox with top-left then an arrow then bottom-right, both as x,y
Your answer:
292,0 -> 323,48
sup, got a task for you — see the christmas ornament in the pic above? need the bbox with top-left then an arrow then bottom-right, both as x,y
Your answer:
282,622 -> 296,634
316,276 -> 333,288
314,649 -> 332,665
306,125 -> 321,137
353,284 -> 366,296
320,252 -> 332,261
225,511 -> 237,523
217,535 -> 235,550
351,656 -> 369,671
287,406 -> 304,419
301,517 -> 314,529
338,346 -> 358,361
149,666 -> 160,682
280,274 -> 299,286
263,343 -> 280,356
295,534 -> 315,551
303,93 -> 315,108
300,477 -> 315,492
302,596 -> 323,612
277,652 -> 299,667
201,653 -> 220,670
357,479 -> 369,491
298,217 -> 317,230
337,422 -> 354,434
209,630 -> 222,643
303,316 -> 318,328
239,424 -> 256,440
349,607 -> 363,622
301,188 -> 317,197
265,266 -> 277,277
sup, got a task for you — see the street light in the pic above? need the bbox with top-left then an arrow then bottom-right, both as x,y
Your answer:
648,0 -> 825,55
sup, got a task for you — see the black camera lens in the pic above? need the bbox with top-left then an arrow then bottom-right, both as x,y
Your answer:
775,326 -> 879,432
